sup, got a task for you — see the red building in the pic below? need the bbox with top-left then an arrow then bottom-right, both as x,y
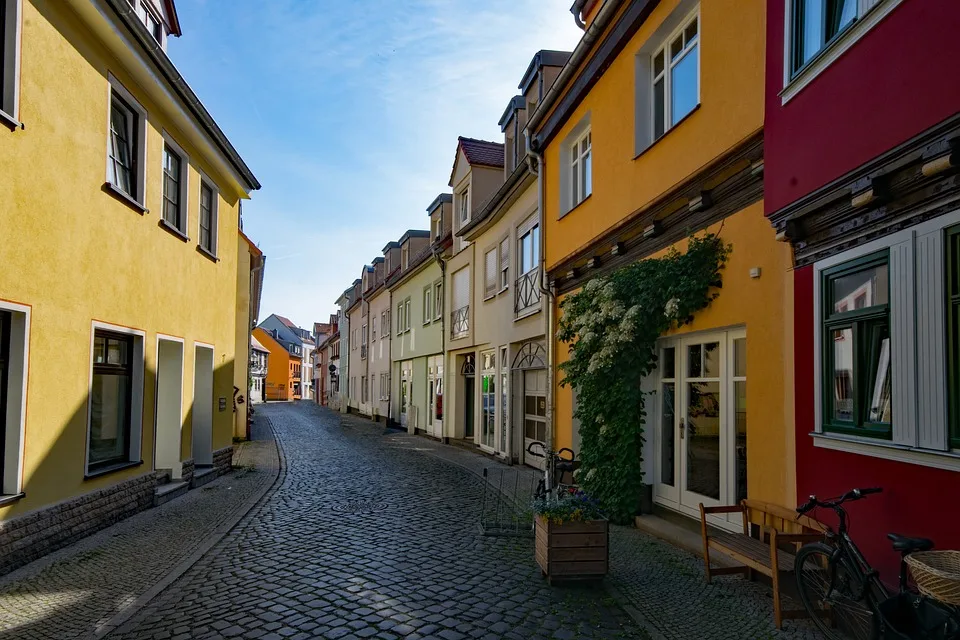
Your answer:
765,0 -> 960,582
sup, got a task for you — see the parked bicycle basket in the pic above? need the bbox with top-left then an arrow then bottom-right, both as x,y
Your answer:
876,594 -> 960,640
906,551 -> 960,606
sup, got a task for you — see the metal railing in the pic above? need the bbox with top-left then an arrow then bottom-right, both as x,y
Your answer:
360,344 -> 367,359
450,305 -> 469,339
514,267 -> 542,315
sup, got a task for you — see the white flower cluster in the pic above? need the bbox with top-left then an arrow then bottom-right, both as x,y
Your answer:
664,297 -> 680,318
570,278 -> 645,374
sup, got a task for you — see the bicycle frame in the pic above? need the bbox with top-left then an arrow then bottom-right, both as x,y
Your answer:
828,530 -> 890,604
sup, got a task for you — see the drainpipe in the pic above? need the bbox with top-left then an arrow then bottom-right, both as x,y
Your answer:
570,0 -> 588,29
431,244 -> 447,442
526,149 -> 555,459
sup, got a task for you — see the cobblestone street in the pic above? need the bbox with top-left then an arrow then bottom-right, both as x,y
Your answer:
2,402 -> 828,639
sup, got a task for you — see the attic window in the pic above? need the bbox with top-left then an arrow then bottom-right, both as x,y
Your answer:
402,246 -> 409,269
457,188 -> 470,227
131,1 -> 164,45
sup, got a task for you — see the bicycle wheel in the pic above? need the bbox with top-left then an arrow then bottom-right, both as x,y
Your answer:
795,542 -> 878,640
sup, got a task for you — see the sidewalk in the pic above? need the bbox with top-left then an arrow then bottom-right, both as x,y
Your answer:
339,412 -> 824,640
0,416 -> 280,640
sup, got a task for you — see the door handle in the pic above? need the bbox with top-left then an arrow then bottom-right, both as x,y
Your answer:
679,419 -> 685,440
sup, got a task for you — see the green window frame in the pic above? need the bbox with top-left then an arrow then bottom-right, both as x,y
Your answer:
945,227 -> 960,449
821,250 -> 892,438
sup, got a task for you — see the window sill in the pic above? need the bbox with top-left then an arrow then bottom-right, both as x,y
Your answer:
196,245 -> 219,262
103,182 -> 148,214
812,432 -> 960,473
483,292 -> 497,302
0,109 -> 22,131
0,492 -> 26,507
515,306 -> 541,321
780,0 -> 904,105
558,194 -> 593,221
159,219 -> 190,242
84,459 -> 144,480
633,104 -> 701,161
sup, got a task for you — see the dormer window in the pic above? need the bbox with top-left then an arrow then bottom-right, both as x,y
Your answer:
433,215 -> 443,241
457,188 -> 470,227
401,246 -> 409,269
130,1 -> 163,45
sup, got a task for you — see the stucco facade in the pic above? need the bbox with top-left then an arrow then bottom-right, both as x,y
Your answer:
0,0 -> 259,572
366,265 -> 392,421
533,0 -> 794,524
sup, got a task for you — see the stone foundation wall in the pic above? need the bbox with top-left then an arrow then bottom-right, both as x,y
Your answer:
180,458 -> 195,485
213,446 -> 233,476
0,471 -> 161,576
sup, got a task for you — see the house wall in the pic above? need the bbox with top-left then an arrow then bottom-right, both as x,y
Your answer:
253,328 -> 291,401
347,303 -> 365,413
366,287 -> 392,420
763,0 -> 960,215
234,235 -> 252,439
0,2 -> 247,526
542,0 -> 766,272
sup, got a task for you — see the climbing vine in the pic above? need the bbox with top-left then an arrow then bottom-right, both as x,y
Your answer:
558,233 -> 730,523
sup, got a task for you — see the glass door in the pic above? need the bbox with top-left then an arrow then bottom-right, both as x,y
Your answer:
480,351 -> 496,451
679,335 -> 725,510
522,369 -> 547,469
654,344 -> 679,505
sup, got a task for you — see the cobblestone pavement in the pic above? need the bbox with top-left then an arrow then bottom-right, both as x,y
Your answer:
105,402 -> 647,640
0,418 -> 279,640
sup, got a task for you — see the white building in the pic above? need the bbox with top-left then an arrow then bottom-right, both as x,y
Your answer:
250,334 -> 270,404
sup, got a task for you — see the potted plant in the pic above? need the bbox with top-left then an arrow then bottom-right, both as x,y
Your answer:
533,490 -> 608,584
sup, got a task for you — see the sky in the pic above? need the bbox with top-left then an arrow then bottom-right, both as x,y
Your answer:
168,0 -> 585,331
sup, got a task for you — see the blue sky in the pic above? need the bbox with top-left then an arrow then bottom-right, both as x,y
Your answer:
168,0 -> 584,331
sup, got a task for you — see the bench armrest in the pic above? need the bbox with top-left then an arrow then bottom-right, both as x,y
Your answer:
701,505 -> 745,515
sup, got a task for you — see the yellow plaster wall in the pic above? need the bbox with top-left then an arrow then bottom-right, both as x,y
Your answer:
542,0 -> 766,271
0,2 -> 246,519
553,204 -> 795,507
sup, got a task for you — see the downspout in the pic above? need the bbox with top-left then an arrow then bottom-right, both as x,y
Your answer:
570,0 -> 588,29
431,244 -> 447,442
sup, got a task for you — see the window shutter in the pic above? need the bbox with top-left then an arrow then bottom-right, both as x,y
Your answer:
500,238 -> 509,269
484,249 -> 497,296
453,267 -> 470,311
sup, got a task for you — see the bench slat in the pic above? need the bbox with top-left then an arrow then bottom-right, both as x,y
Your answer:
709,531 -> 796,573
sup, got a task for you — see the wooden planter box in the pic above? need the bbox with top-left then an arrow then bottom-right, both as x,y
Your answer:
535,515 -> 608,583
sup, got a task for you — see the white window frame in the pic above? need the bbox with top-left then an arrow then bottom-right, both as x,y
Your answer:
134,0 -> 166,47
423,286 -> 433,325
457,187 -> 470,227
434,280 -> 443,321
161,132 -> 190,236
404,298 -> 412,333
0,0 -> 23,127
0,300 -> 28,499
811,209 -> 960,473
433,214 -> 443,241
498,236 -> 510,293
396,302 -> 403,336
781,0 -> 901,104
570,128 -> 592,209
651,9 -> 700,140
401,245 -> 409,269
483,247 -> 498,300
85,321 -> 145,476
559,115 -> 591,217
197,170 -> 220,258
106,75 -> 148,206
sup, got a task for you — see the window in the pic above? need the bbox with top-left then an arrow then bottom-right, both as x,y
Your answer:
499,346 -> 508,453
404,298 -> 411,332
402,246 -> 409,269
372,316 -> 377,341
397,302 -> 403,336
199,180 -> 218,256
133,1 -> 164,45
108,97 -> 137,198
451,267 -> 470,339
570,129 -> 592,207
791,0 -> 858,76
481,351 -> 496,449
457,188 -> 470,227
423,286 -> 433,325
653,12 -> 699,140
433,215 -> 443,240
380,311 -> 386,340
434,281 -> 443,321
519,224 -> 540,276
162,141 -> 188,234
484,248 -> 498,298
499,237 -> 510,292
1,0 -> 22,122
821,251 -> 891,438
89,330 -> 134,470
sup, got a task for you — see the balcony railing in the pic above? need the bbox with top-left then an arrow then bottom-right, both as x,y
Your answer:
450,305 -> 469,339
514,267 -> 542,316
360,344 -> 368,359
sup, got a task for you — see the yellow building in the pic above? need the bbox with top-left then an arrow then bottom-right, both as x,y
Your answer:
530,0 -> 793,526
0,0 -> 260,574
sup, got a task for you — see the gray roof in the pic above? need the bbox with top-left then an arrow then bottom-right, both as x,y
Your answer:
426,193 -> 453,215
519,50 -> 572,96
499,96 -> 526,131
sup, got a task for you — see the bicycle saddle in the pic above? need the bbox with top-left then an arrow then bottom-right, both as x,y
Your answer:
887,533 -> 934,553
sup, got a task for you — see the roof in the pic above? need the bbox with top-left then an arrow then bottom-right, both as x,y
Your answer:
250,334 -> 270,353
382,241 -> 400,253
275,315 -> 296,329
458,137 -> 505,168
499,96 -> 526,131
398,229 -> 431,245
372,256 -> 384,264
457,162 -> 535,238
238,229 -> 262,257
519,50 -> 572,95
426,193 -> 453,215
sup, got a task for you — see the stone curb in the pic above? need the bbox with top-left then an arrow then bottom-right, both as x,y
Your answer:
84,423 -> 288,640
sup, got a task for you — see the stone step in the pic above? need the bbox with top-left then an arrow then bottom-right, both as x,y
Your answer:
190,466 -> 217,489
153,480 -> 189,507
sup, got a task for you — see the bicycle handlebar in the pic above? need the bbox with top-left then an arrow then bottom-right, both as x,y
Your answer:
525,442 -> 576,462
796,487 -> 883,515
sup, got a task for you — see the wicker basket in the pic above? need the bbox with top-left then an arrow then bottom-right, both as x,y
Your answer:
905,550 -> 960,606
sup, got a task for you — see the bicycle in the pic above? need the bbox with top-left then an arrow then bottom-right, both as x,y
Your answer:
525,441 -> 578,501
794,487 -> 960,640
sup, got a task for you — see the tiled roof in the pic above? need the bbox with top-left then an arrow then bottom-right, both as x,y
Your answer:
275,315 -> 296,329
459,137 -> 504,168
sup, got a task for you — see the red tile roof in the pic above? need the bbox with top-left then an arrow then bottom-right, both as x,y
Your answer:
275,315 -> 296,329
458,137 -> 504,168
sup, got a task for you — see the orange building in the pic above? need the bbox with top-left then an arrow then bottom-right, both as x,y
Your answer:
252,327 -> 294,401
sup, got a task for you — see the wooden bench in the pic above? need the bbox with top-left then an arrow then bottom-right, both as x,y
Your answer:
699,500 -> 827,629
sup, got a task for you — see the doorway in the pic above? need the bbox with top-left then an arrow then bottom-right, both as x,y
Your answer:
522,369 -> 547,469
155,338 -> 184,479
399,361 -> 412,429
428,355 -> 443,438
192,345 -> 214,467
461,354 -> 475,439
654,329 -> 746,525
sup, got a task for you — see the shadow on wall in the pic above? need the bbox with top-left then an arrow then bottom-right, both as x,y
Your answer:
2,355 -> 239,579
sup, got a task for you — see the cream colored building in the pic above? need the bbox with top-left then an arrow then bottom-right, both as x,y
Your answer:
366,252 -> 394,421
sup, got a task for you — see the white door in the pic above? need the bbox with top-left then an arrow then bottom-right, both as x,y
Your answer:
522,369 -> 547,469
654,330 -> 747,524
400,362 -> 412,429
